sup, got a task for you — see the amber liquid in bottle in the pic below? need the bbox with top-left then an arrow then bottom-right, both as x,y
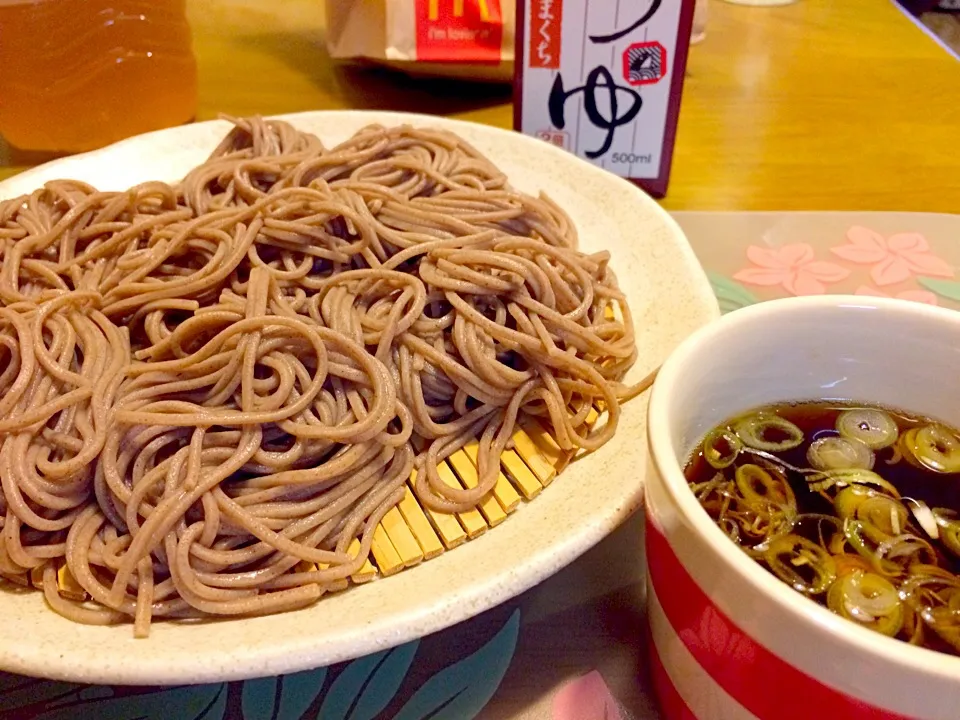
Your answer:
0,0 -> 198,153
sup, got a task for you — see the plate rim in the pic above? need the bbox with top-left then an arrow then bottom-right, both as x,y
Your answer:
0,110 -> 719,685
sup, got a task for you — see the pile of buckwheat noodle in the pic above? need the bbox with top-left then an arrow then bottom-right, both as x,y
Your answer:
0,116 -> 645,637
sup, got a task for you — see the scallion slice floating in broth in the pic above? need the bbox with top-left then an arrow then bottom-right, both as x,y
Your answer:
685,402 -> 960,656
807,468 -> 900,496
702,426 -> 742,469
933,508 -> 960,557
826,570 -> 903,636
834,484 -> 884,519
832,552 -> 873,577
899,572 -> 960,652
842,519 -> 899,577
735,463 -> 795,509
875,533 -> 937,571
733,413 -> 804,452
836,408 -> 899,450
807,435 -> 875,472
763,534 -> 836,595
904,497 -> 940,539
909,424 -> 960,474
853,494 -> 908,541
789,513 -> 846,555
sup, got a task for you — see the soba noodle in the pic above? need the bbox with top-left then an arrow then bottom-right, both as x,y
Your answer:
0,117 -> 644,636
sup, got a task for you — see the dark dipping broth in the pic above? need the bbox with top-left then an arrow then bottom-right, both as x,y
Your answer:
685,402 -> 960,656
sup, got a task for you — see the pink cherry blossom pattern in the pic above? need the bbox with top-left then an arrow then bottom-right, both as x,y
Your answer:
732,243 -> 850,296
854,285 -> 939,306
830,227 -> 954,287
551,670 -> 625,720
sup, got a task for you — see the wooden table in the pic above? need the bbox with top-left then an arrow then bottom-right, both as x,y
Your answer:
2,0 -> 958,211
0,4 -> 958,717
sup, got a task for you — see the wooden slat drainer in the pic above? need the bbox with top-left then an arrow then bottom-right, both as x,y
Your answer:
409,469 -> 467,550
371,524 -> 404,577
350,538 -> 378,584
40,411 -> 604,601
396,484 -> 445,560
458,441 -> 521,514
447,450 -> 508,526
379,507 -> 424,568
512,426 -> 559,486
58,563 -> 86,600
499,449 -> 542,500
519,418 -> 573,477
437,462 -> 487,538
294,561 -> 349,593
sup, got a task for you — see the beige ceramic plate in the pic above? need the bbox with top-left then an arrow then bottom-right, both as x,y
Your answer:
0,111 -> 718,685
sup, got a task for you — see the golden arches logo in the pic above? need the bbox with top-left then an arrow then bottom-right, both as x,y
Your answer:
428,0 -> 491,21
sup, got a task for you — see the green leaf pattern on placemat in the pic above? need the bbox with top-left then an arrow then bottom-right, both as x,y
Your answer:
917,277 -> 960,302
317,641 -> 419,720
241,667 -> 328,720
0,678 -> 110,715
394,609 -> 520,720
3,610 -> 519,719
31,683 -> 226,720
708,272 -> 759,314
273,668 -> 330,720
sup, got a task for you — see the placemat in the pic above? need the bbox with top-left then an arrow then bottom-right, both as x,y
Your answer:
4,211 -> 959,720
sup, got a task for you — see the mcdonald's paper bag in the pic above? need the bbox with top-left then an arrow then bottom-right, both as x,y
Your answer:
325,0 -> 516,82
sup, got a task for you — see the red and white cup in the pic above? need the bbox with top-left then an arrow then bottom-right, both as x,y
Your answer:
645,295 -> 960,720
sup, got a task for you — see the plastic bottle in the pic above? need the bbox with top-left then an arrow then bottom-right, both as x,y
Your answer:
0,0 -> 197,153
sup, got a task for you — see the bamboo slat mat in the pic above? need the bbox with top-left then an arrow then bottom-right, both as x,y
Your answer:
9,410 -> 599,601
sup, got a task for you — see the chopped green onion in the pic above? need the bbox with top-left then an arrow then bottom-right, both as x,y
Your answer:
909,424 -> 960,474
899,428 -> 923,469
834,485 -> 879,519
702,426 -> 742,469
932,509 -> 960,557
735,463 -> 795,509
730,505 -> 795,546
832,552 -> 873,576
808,468 -> 900,497
836,409 -> 899,450
902,604 -> 927,646
739,447 -> 808,474
903,498 -> 939,539
733,413 -> 804,452
763,534 -> 836,595
898,572 -> 960,651
826,570 -> 903,636
842,519 -> 901,577
789,513 -> 846,553
856,495 -> 909,543
719,517 -> 741,543
692,406 -> 960,655
900,564 -> 958,587
875,533 -> 937,568
807,436 -> 875,472
927,613 -> 960,653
